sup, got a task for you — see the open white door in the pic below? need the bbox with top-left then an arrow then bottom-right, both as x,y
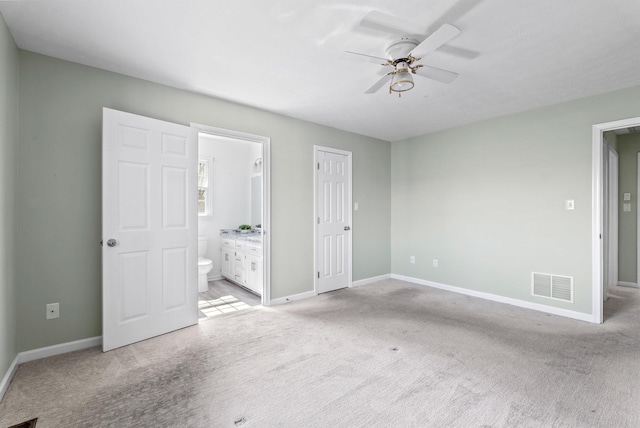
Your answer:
315,146 -> 352,294
607,146 -> 618,299
102,108 -> 198,351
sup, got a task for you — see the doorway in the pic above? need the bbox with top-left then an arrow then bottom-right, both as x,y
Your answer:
192,123 -> 271,316
592,116 -> 640,323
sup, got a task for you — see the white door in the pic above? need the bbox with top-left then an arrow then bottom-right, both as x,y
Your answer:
315,147 -> 352,294
602,142 -> 610,301
607,147 -> 618,298
102,108 -> 198,351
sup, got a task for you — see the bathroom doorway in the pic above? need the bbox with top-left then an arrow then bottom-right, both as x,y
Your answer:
192,123 -> 270,319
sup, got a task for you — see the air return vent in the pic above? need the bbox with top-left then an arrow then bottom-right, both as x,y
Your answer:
532,272 -> 573,303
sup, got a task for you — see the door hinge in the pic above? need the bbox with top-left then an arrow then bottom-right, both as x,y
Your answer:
317,217 -> 320,224
317,162 -> 320,170
317,272 -> 320,279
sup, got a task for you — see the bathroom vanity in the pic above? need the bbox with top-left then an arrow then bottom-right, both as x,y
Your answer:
220,230 -> 263,295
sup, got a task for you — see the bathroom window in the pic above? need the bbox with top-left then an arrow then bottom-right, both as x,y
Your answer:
198,159 -> 211,216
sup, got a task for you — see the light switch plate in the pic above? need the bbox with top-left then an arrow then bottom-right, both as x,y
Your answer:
624,193 -> 631,201
566,200 -> 575,210
624,203 -> 632,212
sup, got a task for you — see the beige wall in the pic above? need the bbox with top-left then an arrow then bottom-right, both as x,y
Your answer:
0,12 -> 18,380
391,85 -> 640,315
16,51 -> 391,352
616,133 -> 640,284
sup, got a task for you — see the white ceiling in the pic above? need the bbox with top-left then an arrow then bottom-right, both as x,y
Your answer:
1,0 -> 640,142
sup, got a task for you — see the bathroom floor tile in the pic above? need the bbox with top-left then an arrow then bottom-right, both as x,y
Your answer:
197,279 -> 261,319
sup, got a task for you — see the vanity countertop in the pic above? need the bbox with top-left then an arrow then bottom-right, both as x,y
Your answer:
220,229 -> 262,245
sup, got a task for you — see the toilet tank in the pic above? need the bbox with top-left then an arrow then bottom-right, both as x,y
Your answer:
198,236 -> 208,257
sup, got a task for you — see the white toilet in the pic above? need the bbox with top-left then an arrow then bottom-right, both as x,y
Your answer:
198,237 -> 213,292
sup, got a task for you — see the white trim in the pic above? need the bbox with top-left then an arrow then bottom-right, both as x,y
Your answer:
352,274 -> 391,287
592,116 -> 640,324
0,354 -> 19,401
18,336 -> 102,364
313,145 -> 353,295
391,274 -> 594,323
270,290 -> 316,306
618,281 -> 639,288
191,122 -> 271,307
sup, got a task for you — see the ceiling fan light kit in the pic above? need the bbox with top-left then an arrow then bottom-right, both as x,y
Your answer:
347,10 -> 462,97
389,62 -> 414,95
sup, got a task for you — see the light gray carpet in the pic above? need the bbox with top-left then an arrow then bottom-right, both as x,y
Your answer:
1,279 -> 639,427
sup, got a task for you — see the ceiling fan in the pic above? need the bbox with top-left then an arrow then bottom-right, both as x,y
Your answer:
346,10 -> 461,96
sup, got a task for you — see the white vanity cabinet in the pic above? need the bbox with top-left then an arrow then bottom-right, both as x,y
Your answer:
244,242 -> 263,294
233,240 -> 246,285
220,233 -> 263,295
220,238 -> 235,279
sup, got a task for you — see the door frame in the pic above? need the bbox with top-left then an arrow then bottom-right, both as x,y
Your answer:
591,116 -> 640,323
313,145 -> 353,295
191,122 -> 271,307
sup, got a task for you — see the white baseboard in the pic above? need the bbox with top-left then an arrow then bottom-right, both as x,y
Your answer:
270,290 -> 316,306
18,336 -> 102,364
269,275 -> 393,306
391,274 -> 595,323
352,274 -> 391,287
618,281 -> 638,288
1,336 -> 101,402
0,354 -> 19,401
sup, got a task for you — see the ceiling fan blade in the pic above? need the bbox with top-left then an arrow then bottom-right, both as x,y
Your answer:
365,74 -> 392,94
344,50 -> 390,64
410,24 -> 460,59
414,65 -> 459,84
360,10 -> 423,36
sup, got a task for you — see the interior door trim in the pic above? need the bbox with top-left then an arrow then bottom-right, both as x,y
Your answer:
591,116 -> 640,323
190,122 -> 271,307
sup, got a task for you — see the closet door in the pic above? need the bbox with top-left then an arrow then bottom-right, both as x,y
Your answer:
315,146 -> 352,294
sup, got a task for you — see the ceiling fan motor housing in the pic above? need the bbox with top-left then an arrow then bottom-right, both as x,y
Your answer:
385,38 -> 419,60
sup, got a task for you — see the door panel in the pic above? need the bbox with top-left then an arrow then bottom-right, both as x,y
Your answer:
162,166 -> 188,228
163,247 -> 188,310
119,162 -> 149,230
316,148 -> 351,294
103,108 -> 197,351
120,251 -> 150,321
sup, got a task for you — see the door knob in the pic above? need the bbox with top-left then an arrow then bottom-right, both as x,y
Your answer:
344,226 -> 351,231
106,239 -> 118,247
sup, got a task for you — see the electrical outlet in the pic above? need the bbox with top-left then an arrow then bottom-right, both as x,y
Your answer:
410,256 -> 415,264
46,303 -> 59,319
433,259 -> 439,268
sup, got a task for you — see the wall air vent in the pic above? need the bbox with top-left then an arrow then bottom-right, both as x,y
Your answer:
532,272 -> 573,303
